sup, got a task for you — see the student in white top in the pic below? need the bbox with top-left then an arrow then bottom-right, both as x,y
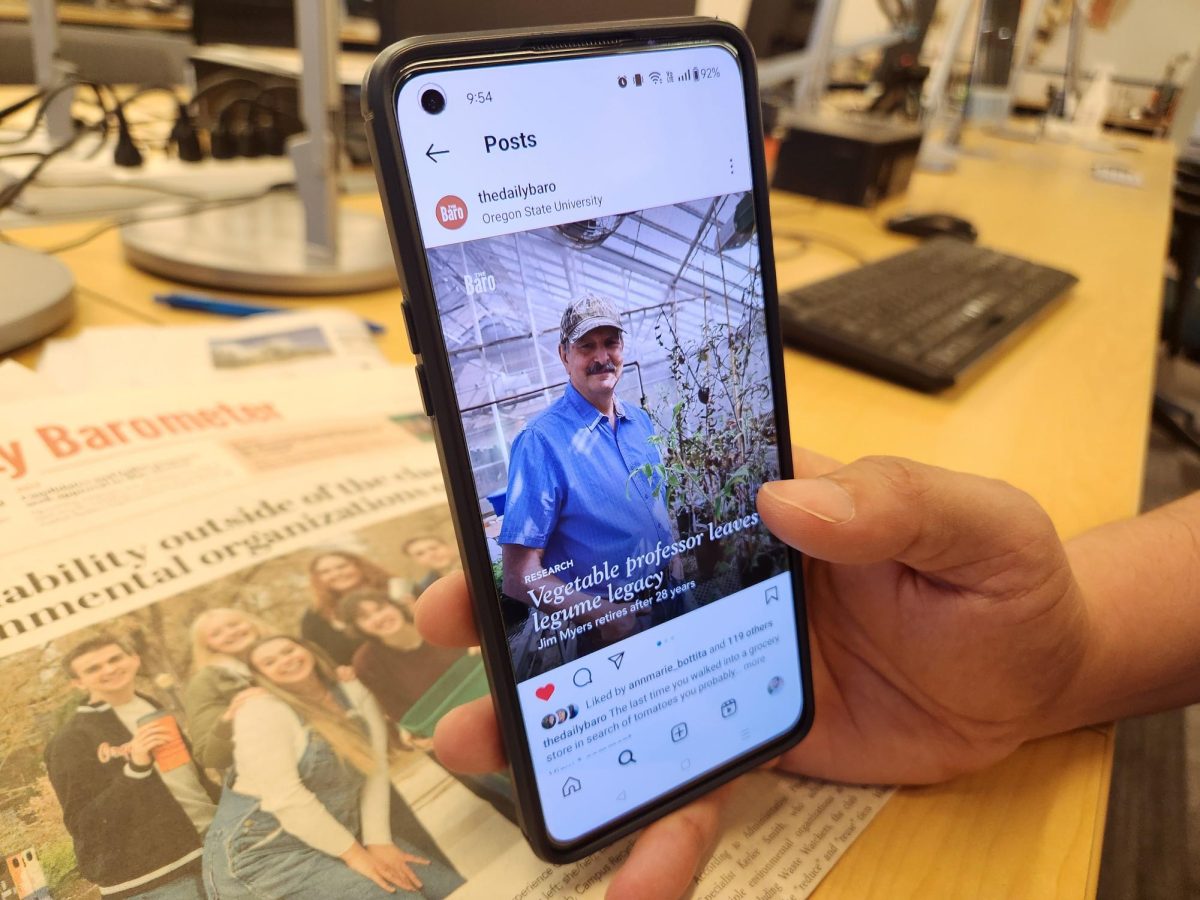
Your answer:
201,636 -> 462,899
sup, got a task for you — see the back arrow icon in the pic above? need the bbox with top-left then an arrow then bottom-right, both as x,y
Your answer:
425,144 -> 449,162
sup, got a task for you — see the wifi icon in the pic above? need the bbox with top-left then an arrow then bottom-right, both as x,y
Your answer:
648,72 -> 663,85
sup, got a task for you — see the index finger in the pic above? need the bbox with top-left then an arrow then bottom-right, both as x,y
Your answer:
414,571 -> 480,647
386,865 -> 420,892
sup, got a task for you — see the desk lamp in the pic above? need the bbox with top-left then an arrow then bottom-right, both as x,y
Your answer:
0,245 -> 75,355
755,0 -> 904,114
0,1 -> 76,354
919,0 -> 1054,171
27,0 -> 74,146
119,0 -> 394,294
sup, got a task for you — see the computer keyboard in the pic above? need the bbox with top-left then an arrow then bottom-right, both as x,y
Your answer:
777,238 -> 1078,392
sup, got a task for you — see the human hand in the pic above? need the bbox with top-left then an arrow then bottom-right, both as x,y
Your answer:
339,843 -> 409,893
366,844 -> 429,893
415,576 -> 731,900
762,449 -> 1090,784
413,449 -> 1090,896
221,687 -> 267,722
129,720 -> 172,768
335,665 -> 357,683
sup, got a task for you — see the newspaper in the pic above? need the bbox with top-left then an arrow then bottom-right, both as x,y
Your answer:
0,359 -> 62,404
461,777 -> 892,900
34,308 -> 388,392
0,366 -> 890,900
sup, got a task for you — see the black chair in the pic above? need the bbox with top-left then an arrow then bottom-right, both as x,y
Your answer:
1153,153 -> 1200,454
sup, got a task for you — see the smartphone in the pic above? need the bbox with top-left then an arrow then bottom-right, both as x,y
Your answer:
364,18 -> 812,862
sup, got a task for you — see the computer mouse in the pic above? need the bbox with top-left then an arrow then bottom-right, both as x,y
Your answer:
885,211 -> 979,242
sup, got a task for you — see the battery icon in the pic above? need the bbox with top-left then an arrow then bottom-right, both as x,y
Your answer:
692,67 -> 700,82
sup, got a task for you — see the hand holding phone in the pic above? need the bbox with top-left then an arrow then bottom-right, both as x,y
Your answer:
366,18 -> 812,860
417,448 -> 1096,895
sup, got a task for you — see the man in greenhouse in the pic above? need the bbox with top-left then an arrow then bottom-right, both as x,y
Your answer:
498,294 -> 678,666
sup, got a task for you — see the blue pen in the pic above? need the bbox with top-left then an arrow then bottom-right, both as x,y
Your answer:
154,292 -> 387,336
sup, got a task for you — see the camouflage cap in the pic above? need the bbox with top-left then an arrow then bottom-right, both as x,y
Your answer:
559,294 -> 624,345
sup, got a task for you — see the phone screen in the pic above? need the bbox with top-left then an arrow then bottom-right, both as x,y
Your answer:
393,40 -> 806,845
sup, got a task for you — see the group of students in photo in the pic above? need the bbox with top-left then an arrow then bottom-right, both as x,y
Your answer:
43,538 -> 472,900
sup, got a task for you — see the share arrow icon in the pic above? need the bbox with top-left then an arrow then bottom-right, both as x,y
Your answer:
608,651 -> 625,670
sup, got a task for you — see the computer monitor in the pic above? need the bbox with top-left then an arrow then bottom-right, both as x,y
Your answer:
192,0 -> 378,49
377,0 -> 693,49
742,0 -> 819,61
192,0 -> 297,48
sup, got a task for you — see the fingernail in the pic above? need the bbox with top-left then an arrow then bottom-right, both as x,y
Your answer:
763,477 -> 855,524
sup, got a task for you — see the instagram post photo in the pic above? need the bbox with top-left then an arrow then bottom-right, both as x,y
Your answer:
426,191 -> 789,681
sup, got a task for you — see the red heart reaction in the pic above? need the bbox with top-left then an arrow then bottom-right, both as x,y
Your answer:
535,683 -> 555,701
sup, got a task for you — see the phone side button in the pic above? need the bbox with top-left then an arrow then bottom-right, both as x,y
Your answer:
414,363 -> 433,417
401,300 -> 420,355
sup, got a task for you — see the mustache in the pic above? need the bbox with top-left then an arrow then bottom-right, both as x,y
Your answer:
585,362 -> 618,376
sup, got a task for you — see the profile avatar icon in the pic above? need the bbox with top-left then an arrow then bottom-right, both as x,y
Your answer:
434,195 -> 468,230
540,705 -> 581,730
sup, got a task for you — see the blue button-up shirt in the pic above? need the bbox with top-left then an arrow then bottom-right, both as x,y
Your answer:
498,382 -> 673,599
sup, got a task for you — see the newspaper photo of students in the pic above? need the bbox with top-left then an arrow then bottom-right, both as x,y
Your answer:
303,551 -> 414,666
184,608 -> 275,772
201,635 -> 463,900
0,511 -> 517,900
427,192 -> 789,679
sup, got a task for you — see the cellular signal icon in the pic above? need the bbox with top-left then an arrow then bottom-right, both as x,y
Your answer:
648,71 -> 663,85
678,69 -> 691,82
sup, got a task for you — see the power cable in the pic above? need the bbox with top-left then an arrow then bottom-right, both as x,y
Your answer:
0,182 -> 295,255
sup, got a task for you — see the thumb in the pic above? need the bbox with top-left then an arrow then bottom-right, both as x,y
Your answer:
758,455 -> 1060,587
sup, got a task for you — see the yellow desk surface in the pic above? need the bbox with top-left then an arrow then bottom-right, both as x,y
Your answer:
5,130 -> 1176,898
0,0 -> 190,31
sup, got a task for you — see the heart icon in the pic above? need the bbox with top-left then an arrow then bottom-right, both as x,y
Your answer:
535,683 -> 555,701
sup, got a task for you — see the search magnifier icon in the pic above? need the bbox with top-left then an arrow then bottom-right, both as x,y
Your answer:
618,749 -> 636,766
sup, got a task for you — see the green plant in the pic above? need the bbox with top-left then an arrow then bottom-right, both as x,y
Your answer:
492,558 -> 504,594
631,209 -> 783,583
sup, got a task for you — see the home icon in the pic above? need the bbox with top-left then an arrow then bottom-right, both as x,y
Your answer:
562,777 -> 582,797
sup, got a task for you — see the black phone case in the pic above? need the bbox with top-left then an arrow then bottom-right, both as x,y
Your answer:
362,17 -> 813,863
